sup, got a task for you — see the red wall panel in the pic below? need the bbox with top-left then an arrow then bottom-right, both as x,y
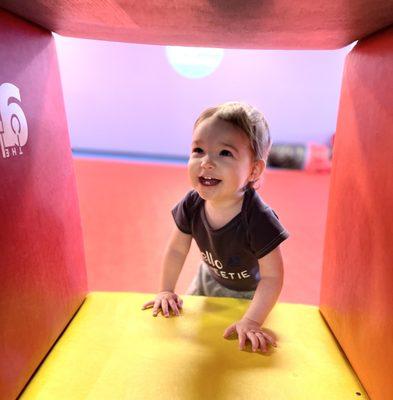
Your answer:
320,26 -> 393,400
0,0 -> 392,49
0,10 -> 87,400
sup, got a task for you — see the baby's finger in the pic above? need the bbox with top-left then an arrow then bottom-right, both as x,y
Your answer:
238,332 -> 247,351
223,323 -> 236,339
141,301 -> 154,310
176,297 -> 183,308
255,333 -> 268,353
262,332 -> 277,347
152,299 -> 161,317
168,299 -> 180,316
246,332 -> 260,352
161,298 -> 169,317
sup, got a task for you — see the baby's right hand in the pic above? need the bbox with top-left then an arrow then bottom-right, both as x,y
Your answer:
141,291 -> 183,317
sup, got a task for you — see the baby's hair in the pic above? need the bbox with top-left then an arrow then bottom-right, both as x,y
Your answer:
194,101 -> 272,163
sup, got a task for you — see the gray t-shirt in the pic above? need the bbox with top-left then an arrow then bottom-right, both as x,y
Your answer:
172,188 -> 289,291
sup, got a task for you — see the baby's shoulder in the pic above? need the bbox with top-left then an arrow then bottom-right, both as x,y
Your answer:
181,189 -> 204,212
243,189 -> 279,224
244,189 -> 269,215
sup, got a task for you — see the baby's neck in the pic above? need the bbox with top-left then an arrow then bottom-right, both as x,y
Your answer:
204,194 -> 245,230
206,195 -> 243,211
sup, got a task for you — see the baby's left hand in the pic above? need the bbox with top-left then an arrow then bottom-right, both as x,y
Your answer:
223,317 -> 277,353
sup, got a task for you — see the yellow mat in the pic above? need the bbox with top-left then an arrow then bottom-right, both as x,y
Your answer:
21,292 -> 367,399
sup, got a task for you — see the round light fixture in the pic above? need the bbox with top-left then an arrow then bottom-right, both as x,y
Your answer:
165,46 -> 224,79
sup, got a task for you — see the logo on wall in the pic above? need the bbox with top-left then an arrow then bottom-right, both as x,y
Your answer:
0,83 -> 28,159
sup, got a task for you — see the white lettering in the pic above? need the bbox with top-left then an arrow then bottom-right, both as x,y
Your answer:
0,83 -> 29,159
209,252 -> 215,266
203,250 -> 212,266
241,270 -> 251,279
201,250 -> 224,269
200,249 -> 252,281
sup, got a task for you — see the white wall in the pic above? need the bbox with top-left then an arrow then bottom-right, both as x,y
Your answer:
54,35 -> 355,158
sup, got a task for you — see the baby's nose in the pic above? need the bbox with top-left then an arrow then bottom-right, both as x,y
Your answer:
201,155 -> 215,169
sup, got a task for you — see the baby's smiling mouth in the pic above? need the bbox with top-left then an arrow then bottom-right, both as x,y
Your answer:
199,176 -> 222,186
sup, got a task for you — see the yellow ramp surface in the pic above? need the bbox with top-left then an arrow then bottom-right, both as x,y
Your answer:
21,292 -> 367,400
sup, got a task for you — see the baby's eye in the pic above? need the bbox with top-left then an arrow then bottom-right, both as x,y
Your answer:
220,149 -> 233,157
192,147 -> 204,154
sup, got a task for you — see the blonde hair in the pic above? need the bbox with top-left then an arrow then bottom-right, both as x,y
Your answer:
194,101 -> 272,162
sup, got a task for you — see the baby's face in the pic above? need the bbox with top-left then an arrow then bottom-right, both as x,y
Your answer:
188,116 -> 256,206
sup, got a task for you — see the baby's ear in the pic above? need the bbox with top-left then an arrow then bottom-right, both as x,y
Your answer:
250,160 -> 265,182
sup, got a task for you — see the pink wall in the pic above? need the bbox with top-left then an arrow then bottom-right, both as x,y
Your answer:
54,35 -> 355,157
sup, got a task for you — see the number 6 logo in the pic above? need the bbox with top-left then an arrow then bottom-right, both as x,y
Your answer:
0,83 -> 28,159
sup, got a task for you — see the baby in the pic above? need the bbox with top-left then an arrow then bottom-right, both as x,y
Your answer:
142,102 -> 289,353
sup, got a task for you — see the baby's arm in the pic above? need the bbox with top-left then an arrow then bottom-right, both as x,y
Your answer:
243,246 -> 284,325
142,225 -> 192,317
223,246 -> 284,352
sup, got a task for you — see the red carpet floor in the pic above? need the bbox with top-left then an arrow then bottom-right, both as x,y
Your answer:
74,157 -> 330,305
